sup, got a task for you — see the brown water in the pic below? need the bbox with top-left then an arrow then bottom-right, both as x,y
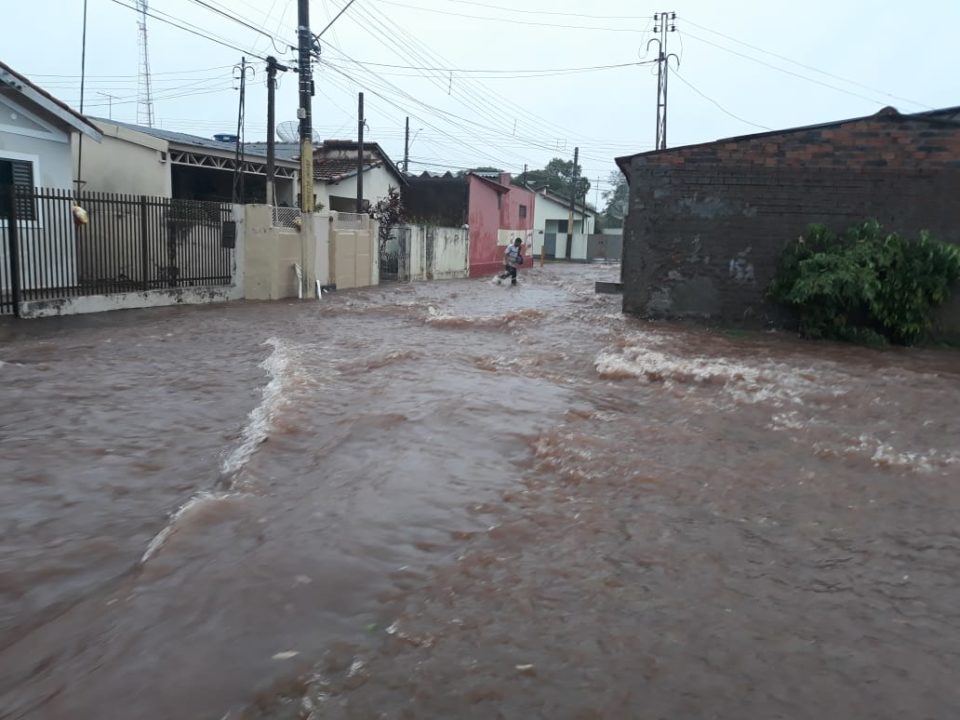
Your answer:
1,264 -> 958,720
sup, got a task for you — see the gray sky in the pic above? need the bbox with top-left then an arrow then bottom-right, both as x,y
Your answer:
5,0 -> 959,198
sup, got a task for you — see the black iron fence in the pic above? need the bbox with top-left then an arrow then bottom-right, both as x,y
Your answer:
1,187 -> 234,316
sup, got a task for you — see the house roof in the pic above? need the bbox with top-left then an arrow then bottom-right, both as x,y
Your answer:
314,157 -> 386,182
533,186 -> 597,216
468,172 -> 511,194
96,118 -> 299,166
243,141 -> 301,162
0,60 -> 102,140
614,105 -> 960,173
314,139 -> 407,185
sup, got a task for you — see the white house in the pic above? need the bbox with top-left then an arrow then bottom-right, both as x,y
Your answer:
530,187 -> 597,261
0,60 -> 102,191
77,119 -> 299,204
312,140 -> 406,212
1,61 -> 102,303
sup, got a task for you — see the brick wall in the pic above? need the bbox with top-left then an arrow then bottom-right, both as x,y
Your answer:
621,111 -> 960,338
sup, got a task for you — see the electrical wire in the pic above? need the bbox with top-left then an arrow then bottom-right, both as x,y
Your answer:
670,69 -> 772,131
682,18 -> 933,110
370,0 -> 651,32
105,0 -> 267,59
443,0 -> 652,20
321,59 -> 656,79
184,0 -> 285,43
332,3 -> 619,163
681,30 -> 898,107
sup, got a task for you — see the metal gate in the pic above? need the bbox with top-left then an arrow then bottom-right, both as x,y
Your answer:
1,186 -> 233,316
379,225 -> 410,283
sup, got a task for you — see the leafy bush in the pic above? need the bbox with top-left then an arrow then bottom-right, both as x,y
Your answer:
769,220 -> 960,345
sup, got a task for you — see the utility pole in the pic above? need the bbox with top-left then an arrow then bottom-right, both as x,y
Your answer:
96,92 -> 119,120
232,57 -> 254,205
565,146 -> 579,260
297,0 -> 314,212
649,11 -> 678,150
403,116 -> 410,173
356,92 -> 365,214
265,56 -> 288,207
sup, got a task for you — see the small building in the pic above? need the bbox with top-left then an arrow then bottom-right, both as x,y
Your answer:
616,105 -> 960,328
530,187 -> 597,261
1,61 -> 103,311
0,60 -> 102,191
404,171 -> 534,277
312,139 -> 406,212
79,119 -> 299,204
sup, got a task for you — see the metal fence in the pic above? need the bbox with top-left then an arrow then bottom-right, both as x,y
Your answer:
272,205 -> 301,228
1,186 -> 234,316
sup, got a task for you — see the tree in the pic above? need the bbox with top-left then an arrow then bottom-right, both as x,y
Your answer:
601,171 -> 628,228
515,157 -> 590,201
369,186 -> 404,256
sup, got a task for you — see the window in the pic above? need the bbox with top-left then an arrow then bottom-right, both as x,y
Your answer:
0,157 -> 35,221
496,193 -> 502,210
519,204 -> 527,219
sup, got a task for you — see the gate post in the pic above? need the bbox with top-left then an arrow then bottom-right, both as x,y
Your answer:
139,195 -> 149,290
7,185 -> 22,317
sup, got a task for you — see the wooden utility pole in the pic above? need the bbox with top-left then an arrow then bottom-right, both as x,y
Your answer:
356,92 -> 365,213
297,0 -> 313,212
565,146 -> 579,260
265,56 -> 279,207
403,116 -> 410,173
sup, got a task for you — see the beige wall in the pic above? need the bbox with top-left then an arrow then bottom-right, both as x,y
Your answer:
243,205 -> 330,300
328,213 -> 378,290
75,122 -> 171,196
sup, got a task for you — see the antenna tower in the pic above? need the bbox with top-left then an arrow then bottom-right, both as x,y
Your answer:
136,0 -> 155,126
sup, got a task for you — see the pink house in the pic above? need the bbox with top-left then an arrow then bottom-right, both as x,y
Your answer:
404,171 -> 534,278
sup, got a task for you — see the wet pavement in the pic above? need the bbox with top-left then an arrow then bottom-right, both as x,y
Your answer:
1,264 -> 958,720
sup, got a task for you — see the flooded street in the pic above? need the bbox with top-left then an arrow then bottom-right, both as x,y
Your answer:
1,264 -> 959,720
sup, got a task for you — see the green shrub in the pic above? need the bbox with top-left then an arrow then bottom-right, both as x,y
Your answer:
769,220 -> 960,345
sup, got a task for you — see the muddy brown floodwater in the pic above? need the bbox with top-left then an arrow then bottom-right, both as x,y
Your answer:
1,264 -> 959,720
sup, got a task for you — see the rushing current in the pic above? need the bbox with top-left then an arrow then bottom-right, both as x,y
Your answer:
1,264 -> 958,720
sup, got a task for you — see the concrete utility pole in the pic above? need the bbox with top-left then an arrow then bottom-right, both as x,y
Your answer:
565,146 -> 579,260
232,57 -> 254,205
403,116 -> 410,173
265,56 -> 288,207
297,0 -> 314,212
357,92 -> 365,214
649,11 -> 678,150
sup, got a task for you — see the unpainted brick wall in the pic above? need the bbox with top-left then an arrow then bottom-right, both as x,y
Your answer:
621,113 -> 960,337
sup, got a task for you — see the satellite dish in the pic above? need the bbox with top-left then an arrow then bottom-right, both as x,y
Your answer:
277,121 -> 299,142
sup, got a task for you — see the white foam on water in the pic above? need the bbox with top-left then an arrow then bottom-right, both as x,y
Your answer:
140,491 -> 235,563
595,337 -> 841,408
220,337 -> 294,478
815,434 -> 960,474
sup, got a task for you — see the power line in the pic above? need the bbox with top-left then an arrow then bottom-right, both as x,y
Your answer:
670,70 -> 772,131
28,65 -> 236,79
444,0 -> 651,20
335,3 -> 618,161
322,58 -> 655,79
184,0 -> 292,46
106,0 -> 267,60
681,30 -> 895,107
682,18 -> 933,110
370,0 -> 651,32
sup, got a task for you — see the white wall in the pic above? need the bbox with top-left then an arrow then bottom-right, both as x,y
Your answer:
0,130 -> 73,190
75,122 -> 171,196
405,224 -> 469,281
531,192 -> 596,260
321,166 -> 402,211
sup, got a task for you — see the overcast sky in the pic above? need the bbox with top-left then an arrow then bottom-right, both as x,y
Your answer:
5,0 -> 959,198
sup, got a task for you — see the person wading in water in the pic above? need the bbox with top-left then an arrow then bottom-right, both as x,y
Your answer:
497,237 -> 524,286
